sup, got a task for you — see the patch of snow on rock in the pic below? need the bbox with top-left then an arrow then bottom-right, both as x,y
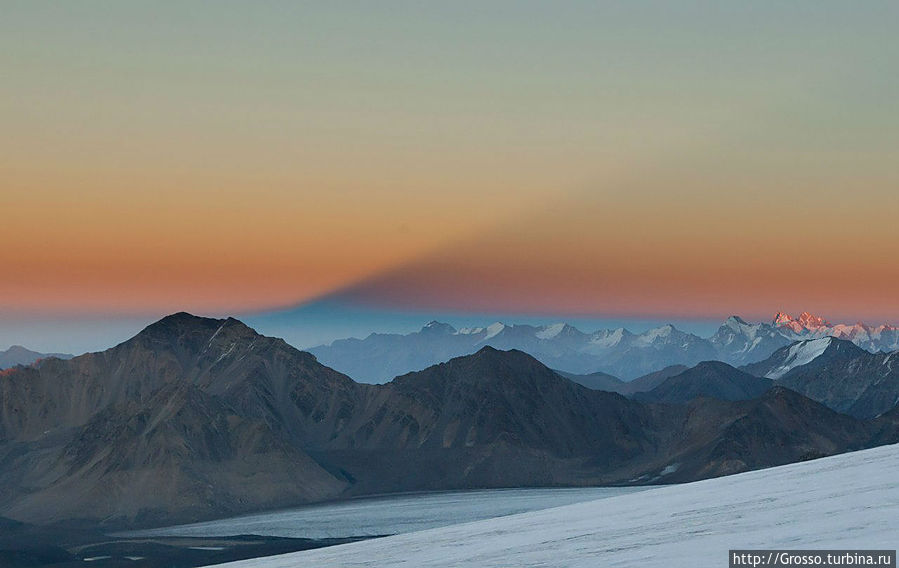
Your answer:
765,337 -> 832,380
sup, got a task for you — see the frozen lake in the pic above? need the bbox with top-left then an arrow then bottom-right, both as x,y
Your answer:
123,486 -> 647,540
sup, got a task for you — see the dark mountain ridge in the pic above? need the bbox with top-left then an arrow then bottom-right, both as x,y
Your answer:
634,361 -> 773,404
555,369 -> 625,392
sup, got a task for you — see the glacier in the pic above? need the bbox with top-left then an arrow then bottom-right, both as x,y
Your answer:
209,443 -> 899,568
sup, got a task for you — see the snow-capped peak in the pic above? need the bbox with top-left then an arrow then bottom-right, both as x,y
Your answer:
724,315 -> 752,331
648,324 -> 675,337
632,324 -> 679,347
421,321 -> 456,334
536,323 -> 567,340
589,328 -> 630,348
773,312 -> 794,326
773,311 -> 832,334
770,312 -> 899,351
798,312 -> 831,329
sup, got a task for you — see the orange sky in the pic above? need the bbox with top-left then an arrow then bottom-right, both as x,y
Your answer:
337,163 -> 899,322
2,3 -> 898,321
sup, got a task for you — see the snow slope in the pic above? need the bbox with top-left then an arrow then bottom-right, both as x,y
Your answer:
764,337 -> 832,379
211,444 -> 899,568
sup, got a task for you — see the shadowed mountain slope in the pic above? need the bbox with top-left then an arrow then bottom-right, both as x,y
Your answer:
634,361 -> 773,404
0,314 -> 360,526
553,369 -> 625,392
652,387 -> 870,483
618,365 -> 690,396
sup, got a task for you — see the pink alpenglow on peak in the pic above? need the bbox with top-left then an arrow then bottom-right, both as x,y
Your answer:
772,312 -> 899,352
772,312 -> 832,334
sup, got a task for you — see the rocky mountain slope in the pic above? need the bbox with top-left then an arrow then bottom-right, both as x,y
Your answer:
743,337 -> 899,419
0,314 -> 359,526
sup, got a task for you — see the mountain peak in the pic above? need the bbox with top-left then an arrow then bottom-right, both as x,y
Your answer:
798,312 -> 831,328
643,324 -> 677,339
135,313 -> 260,348
4,345 -> 37,355
536,322 -> 576,340
393,345 -> 549,387
772,311 -> 832,331
770,313 -> 898,353
147,311 -> 221,329
636,359 -> 772,404
421,321 -> 456,334
692,360 -> 740,372
471,345 -> 538,361
773,311 -> 793,325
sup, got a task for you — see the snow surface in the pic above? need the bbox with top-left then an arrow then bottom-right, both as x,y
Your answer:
588,328 -> 628,348
717,317 -> 772,353
455,326 -> 485,335
210,444 -> 899,568
765,337 -> 832,379
482,322 -> 506,340
633,324 -> 675,347
120,487 -> 640,540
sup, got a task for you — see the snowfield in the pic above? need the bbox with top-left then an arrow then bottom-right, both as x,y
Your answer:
210,444 -> 899,568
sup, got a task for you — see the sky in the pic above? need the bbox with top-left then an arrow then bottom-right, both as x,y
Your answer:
2,2 -> 898,352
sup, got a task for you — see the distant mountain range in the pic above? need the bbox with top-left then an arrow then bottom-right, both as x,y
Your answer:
562,336 -> 899,421
310,312 -> 898,383
0,346 -> 72,370
773,312 -> 899,352
1,313 -> 897,529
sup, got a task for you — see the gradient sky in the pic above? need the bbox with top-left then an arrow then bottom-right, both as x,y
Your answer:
2,2 -> 898,350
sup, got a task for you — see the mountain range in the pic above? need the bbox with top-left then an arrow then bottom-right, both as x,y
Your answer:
1,313 -> 897,529
0,346 -> 72,370
563,337 -> 899,420
773,312 -> 899,352
309,312 -> 898,383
